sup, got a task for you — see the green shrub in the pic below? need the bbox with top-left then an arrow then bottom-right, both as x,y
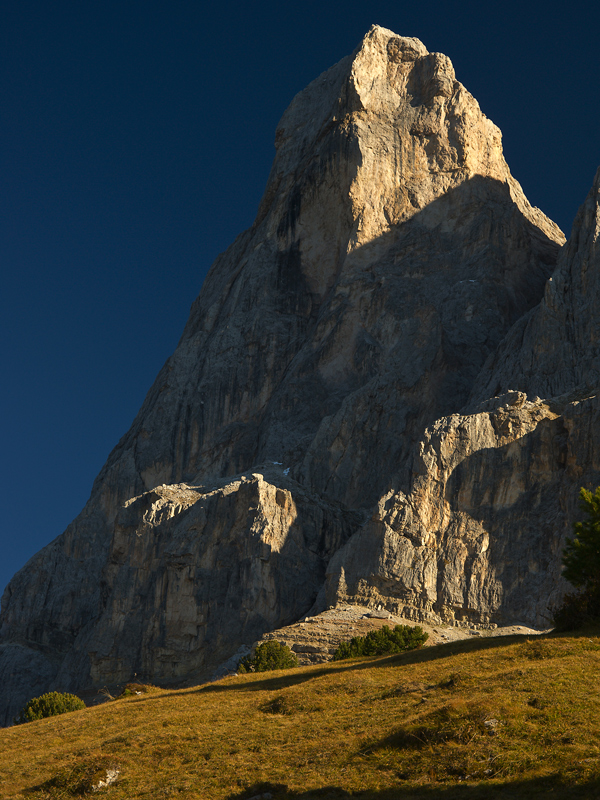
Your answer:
14,691 -> 85,724
555,486 -> 600,630
332,624 -> 428,661
238,640 -> 298,673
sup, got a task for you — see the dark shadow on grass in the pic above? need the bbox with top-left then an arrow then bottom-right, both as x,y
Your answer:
226,774 -> 600,800
142,629 -> 585,703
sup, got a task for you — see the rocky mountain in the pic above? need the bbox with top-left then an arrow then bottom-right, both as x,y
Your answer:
3,24 -> 595,726
324,165 -> 600,629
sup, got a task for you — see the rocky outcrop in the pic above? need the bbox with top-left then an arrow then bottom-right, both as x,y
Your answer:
318,160 -> 600,631
83,471 -> 356,686
321,389 -> 600,626
231,605 -> 545,672
0,26 -> 570,725
1,470 -> 357,701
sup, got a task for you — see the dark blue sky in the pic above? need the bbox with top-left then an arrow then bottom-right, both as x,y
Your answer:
2,0 -> 599,595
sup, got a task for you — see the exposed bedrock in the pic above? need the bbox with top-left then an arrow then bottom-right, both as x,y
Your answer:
321,390 -> 600,627
90,25 -> 563,513
470,165 -> 600,402
321,156 -> 600,624
1,471 -> 359,725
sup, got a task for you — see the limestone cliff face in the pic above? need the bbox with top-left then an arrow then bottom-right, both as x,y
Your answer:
74,474 -> 355,686
470,166 -> 600,402
320,161 -> 600,628
96,24 -> 562,513
321,389 -> 600,626
0,26 -> 567,726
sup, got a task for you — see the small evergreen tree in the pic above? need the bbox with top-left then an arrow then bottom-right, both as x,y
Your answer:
555,486 -> 600,630
238,640 -> 298,673
14,691 -> 85,724
563,487 -> 600,589
333,624 -> 428,660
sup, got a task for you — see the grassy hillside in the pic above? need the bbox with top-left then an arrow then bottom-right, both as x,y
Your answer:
2,631 -> 600,799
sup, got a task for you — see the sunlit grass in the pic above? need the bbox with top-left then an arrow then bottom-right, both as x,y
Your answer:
2,630 -> 600,798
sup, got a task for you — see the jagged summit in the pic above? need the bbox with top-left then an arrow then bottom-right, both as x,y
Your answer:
0,28 -> 574,726
269,23 -> 562,254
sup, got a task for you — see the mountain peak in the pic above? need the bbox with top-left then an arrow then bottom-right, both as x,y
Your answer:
0,29 -> 571,726
270,25 -> 562,260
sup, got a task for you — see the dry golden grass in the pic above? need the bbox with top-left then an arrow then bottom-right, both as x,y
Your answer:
2,630 -> 600,799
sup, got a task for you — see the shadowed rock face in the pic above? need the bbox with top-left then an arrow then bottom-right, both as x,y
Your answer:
0,25 -> 568,725
470,166 -> 600,403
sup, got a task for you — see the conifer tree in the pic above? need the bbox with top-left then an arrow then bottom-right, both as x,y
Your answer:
562,486 -> 600,591
554,486 -> 600,629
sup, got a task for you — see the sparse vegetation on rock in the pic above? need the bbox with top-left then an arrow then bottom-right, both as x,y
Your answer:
332,624 -> 428,660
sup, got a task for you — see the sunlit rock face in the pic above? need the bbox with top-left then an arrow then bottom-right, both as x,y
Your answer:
0,25 -> 570,726
90,25 -> 562,514
321,168 -> 600,629
320,390 -> 600,627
